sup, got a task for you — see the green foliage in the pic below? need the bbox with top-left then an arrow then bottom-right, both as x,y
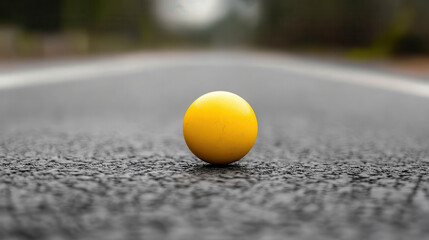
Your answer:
1,0 -> 428,57
259,0 -> 429,56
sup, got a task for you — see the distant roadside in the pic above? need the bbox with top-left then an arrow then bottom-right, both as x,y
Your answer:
382,57 -> 429,77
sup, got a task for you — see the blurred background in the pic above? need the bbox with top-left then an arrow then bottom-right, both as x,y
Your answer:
0,0 -> 429,72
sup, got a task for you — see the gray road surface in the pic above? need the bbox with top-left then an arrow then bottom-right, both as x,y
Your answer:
0,53 -> 428,240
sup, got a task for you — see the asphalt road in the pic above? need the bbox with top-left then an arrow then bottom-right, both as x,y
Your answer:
0,53 -> 428,240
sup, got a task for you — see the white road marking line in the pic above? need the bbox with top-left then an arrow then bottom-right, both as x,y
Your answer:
248,57 -> 429,98
0,56 -> 171,89
0,53 -> 428,98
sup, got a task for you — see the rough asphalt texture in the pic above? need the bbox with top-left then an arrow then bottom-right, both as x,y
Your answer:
0,55 -> 428,240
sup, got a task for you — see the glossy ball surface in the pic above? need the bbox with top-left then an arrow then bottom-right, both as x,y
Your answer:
183,91 -> 258,164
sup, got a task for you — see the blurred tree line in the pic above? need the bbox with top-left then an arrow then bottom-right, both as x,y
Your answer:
260,0 -> 429,57
0,0 -> 428,59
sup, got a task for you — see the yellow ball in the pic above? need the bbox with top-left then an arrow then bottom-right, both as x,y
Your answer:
183,91 -> 258,164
